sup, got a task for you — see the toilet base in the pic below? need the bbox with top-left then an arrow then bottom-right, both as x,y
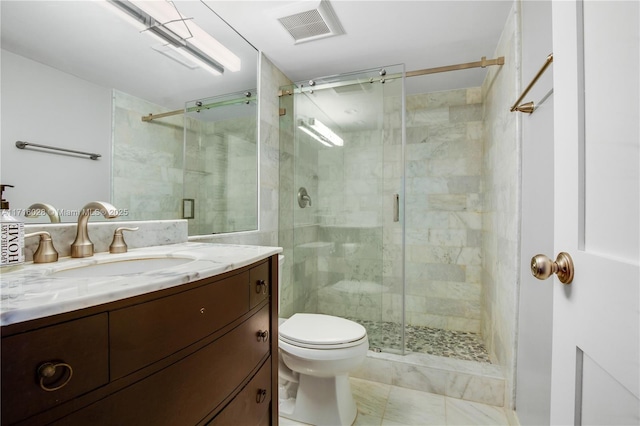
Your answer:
279,373 -> 357,426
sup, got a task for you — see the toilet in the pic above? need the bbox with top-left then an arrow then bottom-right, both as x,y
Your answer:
277,255 -> 369,426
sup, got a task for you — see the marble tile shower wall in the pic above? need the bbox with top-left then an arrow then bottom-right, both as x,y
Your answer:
314,129 -> 385,321
480,5 -> 519,409
278,84 -> 486,334
278,88 -> 296,318
291,135 -> 321,314
113,91 -> 257,234
184,117 -> 220,235
403,88 -> 485,334
184,117 -> 257,235
196,55 -> 285,249
112,90 -> 184,220
225,131 -> 258,231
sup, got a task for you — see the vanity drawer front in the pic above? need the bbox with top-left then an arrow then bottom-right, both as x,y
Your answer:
110,270 -> 250,379
1,314 -> 109,425
208,356 -> 271,426
54,304 -> 270,426
249,260 -> 270,309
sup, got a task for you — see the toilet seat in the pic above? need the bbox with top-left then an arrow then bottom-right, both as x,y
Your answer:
279,313 -> 367,349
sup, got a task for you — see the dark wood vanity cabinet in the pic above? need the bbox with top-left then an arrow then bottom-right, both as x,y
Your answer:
1,255 -> 279,426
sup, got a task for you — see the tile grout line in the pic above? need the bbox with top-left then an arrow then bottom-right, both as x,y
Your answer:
377,382 -> 393,426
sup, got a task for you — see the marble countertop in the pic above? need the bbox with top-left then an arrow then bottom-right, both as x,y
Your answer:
0,242 -> 282,326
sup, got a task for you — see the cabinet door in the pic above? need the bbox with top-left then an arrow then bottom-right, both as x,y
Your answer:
1,314 -> 109,425
110,271 -> 249,379
54,304 -> 270,426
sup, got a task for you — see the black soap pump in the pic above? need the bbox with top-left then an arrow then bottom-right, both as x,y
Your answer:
1,184 -> 25,268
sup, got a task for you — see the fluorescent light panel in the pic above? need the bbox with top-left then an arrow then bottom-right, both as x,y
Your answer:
309,118 -> 343,146
298,121 -> 332,147
297,118 -> 343,147
107,0 -> 240,75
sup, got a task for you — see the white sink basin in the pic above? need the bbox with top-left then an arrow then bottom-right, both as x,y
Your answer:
52,257 -> 195,278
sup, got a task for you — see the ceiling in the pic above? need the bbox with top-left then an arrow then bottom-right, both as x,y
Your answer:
208,0 -> 513,94
1,0 -> 513,108
0,1 -> 259,109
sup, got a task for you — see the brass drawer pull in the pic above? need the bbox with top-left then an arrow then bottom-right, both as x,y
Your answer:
256,388 -> 267,403
38,362 -> 73,392
256,330 -> 269,342
255,280 -> 267,295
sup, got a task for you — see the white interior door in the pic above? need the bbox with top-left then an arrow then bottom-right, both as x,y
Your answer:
550,1 -> 639,424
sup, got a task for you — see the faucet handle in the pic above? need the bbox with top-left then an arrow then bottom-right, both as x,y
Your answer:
25,231 -> 59,263
109,227 -> 139,254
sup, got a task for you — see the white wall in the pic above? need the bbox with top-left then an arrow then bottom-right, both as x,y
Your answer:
1,49 -> 112,220
515,1 -> 554,424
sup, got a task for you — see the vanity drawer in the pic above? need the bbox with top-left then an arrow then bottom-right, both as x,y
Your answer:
110,270 -> 250,379
54,304 -> 270,426
208,357 -> 272,426
249,260 -> 270,309
1,314 -> 109,425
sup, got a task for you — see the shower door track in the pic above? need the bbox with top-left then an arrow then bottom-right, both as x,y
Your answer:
278,56 -> 505,96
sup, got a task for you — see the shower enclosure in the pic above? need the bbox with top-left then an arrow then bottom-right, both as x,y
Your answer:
279,65 -> 490,363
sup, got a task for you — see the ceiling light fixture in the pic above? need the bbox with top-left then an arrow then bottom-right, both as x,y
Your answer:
106,0 -> 241,76
297,118 -> 343,147
308,118 -> 343,146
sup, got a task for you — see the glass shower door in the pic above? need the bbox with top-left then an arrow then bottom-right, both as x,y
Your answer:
281,65 -> 405,353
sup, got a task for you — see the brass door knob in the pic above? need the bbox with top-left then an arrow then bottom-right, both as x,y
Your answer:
531,252 -> 574,284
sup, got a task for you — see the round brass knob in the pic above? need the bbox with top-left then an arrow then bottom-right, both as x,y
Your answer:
531,252 -> 574,284
38,362 -> 73,392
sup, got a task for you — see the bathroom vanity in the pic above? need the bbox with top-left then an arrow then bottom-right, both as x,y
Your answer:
0,243 -> 280,425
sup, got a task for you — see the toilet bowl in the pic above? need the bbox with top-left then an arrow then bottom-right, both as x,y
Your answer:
277,256 -> 369,426
278,313 -> 368,426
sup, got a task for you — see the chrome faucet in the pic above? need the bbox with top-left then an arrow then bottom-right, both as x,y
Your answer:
70,201 -> 119,258
25,203 -> 60,223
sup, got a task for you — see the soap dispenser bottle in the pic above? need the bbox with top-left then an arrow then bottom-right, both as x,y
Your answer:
1,184 -> 25,268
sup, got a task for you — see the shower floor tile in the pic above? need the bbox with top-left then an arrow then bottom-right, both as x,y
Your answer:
350,319 -> 492,363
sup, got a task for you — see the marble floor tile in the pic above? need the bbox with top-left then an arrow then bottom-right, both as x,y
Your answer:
445,398 -> 509,425
351,377 -> 391,419
279,377 -> 512,426
382,386 -> 447,425
278,417 -> 310,426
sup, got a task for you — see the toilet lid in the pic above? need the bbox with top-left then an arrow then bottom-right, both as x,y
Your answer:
279,313 -> 367,347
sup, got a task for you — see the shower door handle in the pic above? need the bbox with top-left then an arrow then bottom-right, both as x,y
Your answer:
393,194 -> 399,222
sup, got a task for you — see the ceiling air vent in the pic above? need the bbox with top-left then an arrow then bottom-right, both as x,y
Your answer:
273,0 -> 344,44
